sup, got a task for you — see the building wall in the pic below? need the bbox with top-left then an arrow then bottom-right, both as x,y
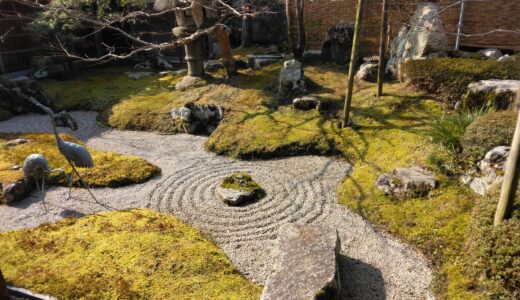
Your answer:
304,0 -> 520,54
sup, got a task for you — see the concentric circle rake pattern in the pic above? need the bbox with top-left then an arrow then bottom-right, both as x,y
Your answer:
148,160 -> 338,244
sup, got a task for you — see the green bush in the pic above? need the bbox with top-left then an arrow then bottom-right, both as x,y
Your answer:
402,58 -> 520,105
464,188 -> 520,299
428,109 -> 485,153
461,111 -> 517,162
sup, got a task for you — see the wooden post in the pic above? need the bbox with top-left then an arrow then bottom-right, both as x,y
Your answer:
241,0 -> 252,47
342,0 -> 365,128
495,109 -> 520,225
376,0 -> 388,97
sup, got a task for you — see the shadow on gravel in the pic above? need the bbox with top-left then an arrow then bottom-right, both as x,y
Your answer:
339,255 -> 386,300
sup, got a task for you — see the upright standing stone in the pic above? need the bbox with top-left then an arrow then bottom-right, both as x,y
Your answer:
261,223 -> 341,300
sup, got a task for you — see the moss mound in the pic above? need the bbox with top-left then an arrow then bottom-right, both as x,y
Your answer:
221,173 -> 266,199
401,58 -> 520,105
0,209 -> 262,299
461,111 -> 517,163
463,188 -> 520,298
0,133 -> 160,195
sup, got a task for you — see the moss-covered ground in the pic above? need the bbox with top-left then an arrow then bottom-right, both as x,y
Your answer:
0,133 -> 160,199
36,54 -> 518,298
0,209 -> 262,299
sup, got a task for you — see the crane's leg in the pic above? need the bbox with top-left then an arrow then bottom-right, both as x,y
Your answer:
67,160 -> 100,204
34,177 -> 40,193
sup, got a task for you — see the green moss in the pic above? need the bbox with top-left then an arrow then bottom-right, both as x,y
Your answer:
221,173 -> 266,199
461,110 -> 517,163
0,133 -> 160,194
0,209 -> 262,299
401,58 -> 520,105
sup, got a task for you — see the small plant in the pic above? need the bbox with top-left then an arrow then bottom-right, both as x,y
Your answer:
221,173 -> 266,199
428,108 -> 486,153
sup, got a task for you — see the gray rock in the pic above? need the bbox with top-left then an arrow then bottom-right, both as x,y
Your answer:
170,103 -> 223,134
6,138 -> 29,147
10,75 -> 30,81
204,60 -> 224,71
175,76 -> 208,91
247,55 -> 283,69
126,71 -> 153,80
386,3 -> 448,78
376,167 -> 437,198
462,146 -> 509,195
217,186 -> 255,206
321,21 -> 355,65
293,96 -> 320,110
1,179 -> 33,204
279,59 -> 306,97
355,62 -> 379,82
9,165 -> 20,170
156,54 -> 173,69
465,79 -> 520,110
479,48 -> 503,61
261,223 -> 341,300
498,54 -> 515,62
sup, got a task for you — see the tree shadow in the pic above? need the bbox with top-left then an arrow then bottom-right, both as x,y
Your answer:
339,255 -> 386,300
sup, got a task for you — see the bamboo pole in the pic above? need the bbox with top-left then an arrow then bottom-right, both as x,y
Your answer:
494,109 -> 520,225
376,0 -> 389,97
342,0 -> 365,128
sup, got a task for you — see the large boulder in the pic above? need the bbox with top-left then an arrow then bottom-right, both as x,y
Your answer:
355,62 -> 379,82
376,167 -> 437,198
463,80 -> 520,110
261,223 -> 341,300
386,3 -> 448,78
0,78 -> 53,116
279,59 -> 306,97
321,21 -> 354,65
170,103 -> 223,135
462,146 -> 509,195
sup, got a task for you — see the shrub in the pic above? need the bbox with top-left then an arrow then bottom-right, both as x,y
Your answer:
461,111 -> 517,163
464,188 -> 520,298
401,58 -> 520,105
428,109 -> 485,153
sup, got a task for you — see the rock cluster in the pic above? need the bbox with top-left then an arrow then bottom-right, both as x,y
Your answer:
376,167 -> 437,198
0,78 -> 53,116
386,3 -> 448,78
321,21 -> 355,65
279,60 -> 306,97
261,223 -> 341,300
170,103 -> 223,135
462,146 -> 509,195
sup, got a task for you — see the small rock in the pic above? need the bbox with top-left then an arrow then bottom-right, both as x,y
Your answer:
462,146 -> 509,195
247,55 -> 283,69
126,71 -> 153,80
217,186 -> 255,206
1,179 -> 32,204
156,55 -> 173,69
261,223 -> 341,300
54,111 -> 78,130
175,76 -> 208,91
10,75 -> 30,81
9,165 -> 20,170
376,167 -> 437,198
498,54 -> 515,62
170,103 -> 223,134
479,48 -> 503,61
355,62 -> 379,82
6,138 -> 29,147
204,60 -> 224,71
293,96 -> 320,110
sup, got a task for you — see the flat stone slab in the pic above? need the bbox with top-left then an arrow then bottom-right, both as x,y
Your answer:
261,223 -> 341,300
247,54 -> 283,69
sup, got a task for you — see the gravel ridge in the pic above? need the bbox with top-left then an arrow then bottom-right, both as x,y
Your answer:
0,112 -> 434,300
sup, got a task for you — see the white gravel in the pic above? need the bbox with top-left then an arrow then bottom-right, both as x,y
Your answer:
0,112 -> 435,299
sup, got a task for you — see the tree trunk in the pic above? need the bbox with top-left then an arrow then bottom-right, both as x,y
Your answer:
377,0 -> 388,97
241,0 -> 252,47
286,0 -> 305,61
342,0 -> 365,128
294,0 -> 305,60
495,110 -> 520,225
215,25 -> 237,78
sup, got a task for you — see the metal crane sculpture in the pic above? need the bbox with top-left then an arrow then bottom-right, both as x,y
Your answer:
23,153 -> 72,199
26,97 -> 98,202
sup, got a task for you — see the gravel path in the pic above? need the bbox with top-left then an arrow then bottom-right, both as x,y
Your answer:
0,112 -> 434,299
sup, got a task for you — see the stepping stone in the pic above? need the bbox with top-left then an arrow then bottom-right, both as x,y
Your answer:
261,223 -> 341,300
